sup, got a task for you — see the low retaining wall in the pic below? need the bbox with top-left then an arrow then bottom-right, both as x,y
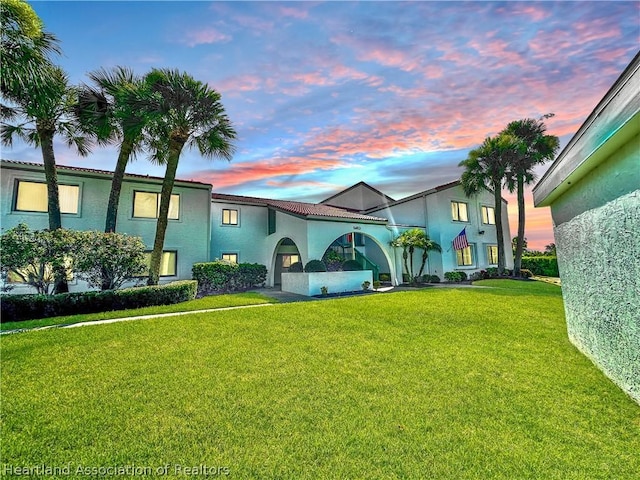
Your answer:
282,271 -> 373,297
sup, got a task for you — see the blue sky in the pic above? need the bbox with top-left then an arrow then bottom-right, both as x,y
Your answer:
6,1 -> 639,249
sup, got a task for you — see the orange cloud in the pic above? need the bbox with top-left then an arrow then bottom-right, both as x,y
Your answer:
190,157 -> 350,189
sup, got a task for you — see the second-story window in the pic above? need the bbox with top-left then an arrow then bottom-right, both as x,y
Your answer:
133,191 -> 179,219
451,201 -> 468,222
222,208 -> 238,225
15,180 -> 79,214
481,206 -> 495,225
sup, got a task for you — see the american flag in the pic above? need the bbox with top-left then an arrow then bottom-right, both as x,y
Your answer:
452,227 -> 469,250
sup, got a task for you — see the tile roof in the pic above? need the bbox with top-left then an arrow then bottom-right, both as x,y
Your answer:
0,159 -> 212,187
211,192 -> 387,222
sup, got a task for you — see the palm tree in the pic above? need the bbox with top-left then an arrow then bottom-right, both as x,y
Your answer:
77,67 -> 148,233
391,228 -> 442,283
140,69 -> 236,285
1,64 -> 90,292
459,134 -> 517,275
1,0 -> 60,103
502,117 -> 559,276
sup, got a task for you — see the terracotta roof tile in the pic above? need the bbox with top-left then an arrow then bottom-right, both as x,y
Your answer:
211,192 -> 387,222
0,159 -> 212,187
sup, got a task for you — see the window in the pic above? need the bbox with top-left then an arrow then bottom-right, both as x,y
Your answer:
133,192 -> 179,219
222,208 -> 238,225
15,181 -> 79,214
481,206 -> 496,225
222,253 -> 238,263
282,254 -> 300,268
6,258 -> 74,284
451,201 -> 468,222
268,209 -> 276,235
456,245 -> 474,267
487,245 -> 498,265
141,251 -> 177,277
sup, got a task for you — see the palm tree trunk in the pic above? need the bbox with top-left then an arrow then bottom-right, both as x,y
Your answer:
493,181 -> 506,275
105,139 -> 134,233
39,127 -> 62,230
38,125 -> 69,293
148,138 -> 183,286
418,251 -> 428,278
402,249 -> 409,282
514,175 -> 525,277
102,139 -> 134,290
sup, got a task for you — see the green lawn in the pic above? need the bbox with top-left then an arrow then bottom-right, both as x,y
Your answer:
1,281 -> 638,479
0,291 -> 276,331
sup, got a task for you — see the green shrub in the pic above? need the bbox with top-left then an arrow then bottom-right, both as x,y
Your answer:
362,281 -> 371,291
320,286 -> 328,296
373,281 -> 381,290
192,260 -> 237,293
192,261 -> 267,295
444,271 -> 465,283
236,263 -> 267,290
402,273 -> 410,283
469,271 -> 484,281
323,250 -> 344,272
426,275 -> 440,283
521,256 -> 559,277
341,259 -> 362,271
379,273 -> 391,282
1,280 -> 197,322
305,260 -> 327,272
288,261 -> 303,273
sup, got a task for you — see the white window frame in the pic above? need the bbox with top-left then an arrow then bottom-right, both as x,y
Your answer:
139,251 -> 178,277
456,244 -> 475,267
222,253 -> 238,263
133,191 -> 180,220
481,205 -> 496,225
14,180 -> 80,215
486,245 -> 498,265
222,208 -> 239,226
451,201 -> 469,222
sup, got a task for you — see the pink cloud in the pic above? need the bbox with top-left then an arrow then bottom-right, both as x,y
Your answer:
182,28 -> 231,47
279,6 -> 309,19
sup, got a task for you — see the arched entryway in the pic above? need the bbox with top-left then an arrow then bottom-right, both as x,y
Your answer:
272,237 -> 302,286
322,232 -> 392,281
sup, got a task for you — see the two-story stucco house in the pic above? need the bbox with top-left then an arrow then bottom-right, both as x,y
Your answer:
210,180 -> 513,287
0,159 -> 212,292
1,159 -> 513,292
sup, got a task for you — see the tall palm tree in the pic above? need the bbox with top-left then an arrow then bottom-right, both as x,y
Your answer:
1,0 -> 60,103
502,117 -> 559,276
459,134 -> 517,275
1,64 -> 90,292
77,67 -> 148,233
140,69 -> 236,285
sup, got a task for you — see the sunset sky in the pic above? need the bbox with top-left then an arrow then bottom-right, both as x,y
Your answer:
7,1 -> 639,250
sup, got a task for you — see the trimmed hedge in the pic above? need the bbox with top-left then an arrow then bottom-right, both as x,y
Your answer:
521,256 -> 559,277
192,261 -> 267,295
1,280 -> 197,323
304,260 -> 327,272
288,261 -> 303,273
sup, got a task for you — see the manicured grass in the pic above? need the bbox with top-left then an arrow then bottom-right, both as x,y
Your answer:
2,281 -> 638,479
0,292 -> 276,332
